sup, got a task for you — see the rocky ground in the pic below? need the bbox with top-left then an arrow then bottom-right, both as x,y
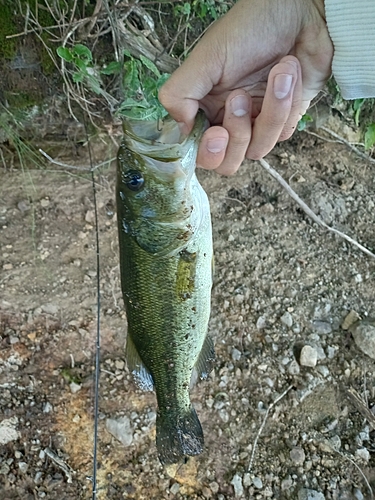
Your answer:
1,111 -> 375,499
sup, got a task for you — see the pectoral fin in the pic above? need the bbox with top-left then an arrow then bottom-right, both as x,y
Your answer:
125,335 -> 154,391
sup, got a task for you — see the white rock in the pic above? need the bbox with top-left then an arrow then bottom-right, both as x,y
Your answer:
299,346 -> 318,367
70,382 -> 82,393
106,416 -> 133,446
256,316 -> 266,330
43,402 -> 53,413
231,348 -> 242,361
288,360 -> 300,375
0,417 -> 19,445
252,476 -> 263,489
231,473 -> 244,497
316,365 -> 330,378
19,462 -> 29,473
243,473 -> 251,488
170,483 -> 180,495
355,448 -> 370,462
350,320 -> 375,360
281,312 -> 293,327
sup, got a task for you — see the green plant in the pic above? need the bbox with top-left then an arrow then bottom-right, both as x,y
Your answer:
297,113 -> 313,132
113,51 -> 169,121
352,98 -> 375,150
57,44 -> 104,95
57,45 -> 169,121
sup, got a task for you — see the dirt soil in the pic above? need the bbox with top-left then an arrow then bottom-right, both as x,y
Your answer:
1,114 -> 375,500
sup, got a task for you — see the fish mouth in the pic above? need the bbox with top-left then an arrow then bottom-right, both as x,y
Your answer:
122,112 -> 207,163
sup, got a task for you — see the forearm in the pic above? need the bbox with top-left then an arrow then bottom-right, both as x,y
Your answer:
325,0 -> 375,99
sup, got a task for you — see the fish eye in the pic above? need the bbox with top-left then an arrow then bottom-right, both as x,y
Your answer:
124,171 -> 144,192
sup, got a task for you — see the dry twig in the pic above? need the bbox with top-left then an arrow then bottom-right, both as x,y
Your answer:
248,385 -> 293,472
259,158 -> 375,260
320,126 -> 375,165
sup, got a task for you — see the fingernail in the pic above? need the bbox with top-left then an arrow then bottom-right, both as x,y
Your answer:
207,137 -> 227,154
230,95 -> 248,117
274,74 -> 293,99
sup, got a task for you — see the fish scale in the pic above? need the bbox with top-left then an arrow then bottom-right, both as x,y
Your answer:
117,112 -> 214,465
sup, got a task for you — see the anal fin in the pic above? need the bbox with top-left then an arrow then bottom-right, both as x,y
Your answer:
125,335 -> 154,391
190,335 -> 215,386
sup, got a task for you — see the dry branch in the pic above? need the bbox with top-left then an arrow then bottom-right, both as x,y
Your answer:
259,158 -> 375,260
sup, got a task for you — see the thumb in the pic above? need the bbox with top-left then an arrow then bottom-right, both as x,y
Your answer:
158,50 -> 221,134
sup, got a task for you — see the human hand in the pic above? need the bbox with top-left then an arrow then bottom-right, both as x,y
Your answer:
159,0 -> 333,175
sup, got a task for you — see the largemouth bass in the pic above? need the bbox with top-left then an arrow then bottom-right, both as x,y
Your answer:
116,112 -> 214,465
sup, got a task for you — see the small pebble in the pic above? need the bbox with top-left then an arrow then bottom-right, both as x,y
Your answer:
353,489 -> 364,500
341,310 -> 361,330
256,316 -> 266,330
232,348 -> 242,361
70,382 -> 82,394
281,478 -> 293,490
316,365 -> 330,378
288,360 -> 300,375
17,200 -> 31,212
312,320 -> 332,334
40,199 -> 50,208
290,447 -> 305,465
299,345 -> 318,367
43,402 -> 53,413
298,488 -> 325,500
115,359 -> 125,370
355,448 -> 370,462
281,312 -> 293,327
106,416 -> 133,447
202,486 -> 212,498
242,473 -> 251,488
209,481 -> 219,494
170,483 -> 180,495
0,418 -> 19,445
252,476 -> 263,489
231,473 -> 244,497
349,320 -> 375,360
328,435 -> 341,451
18,462 -> 28,474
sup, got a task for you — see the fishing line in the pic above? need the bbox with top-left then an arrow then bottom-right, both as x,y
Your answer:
83,118 -> 101,500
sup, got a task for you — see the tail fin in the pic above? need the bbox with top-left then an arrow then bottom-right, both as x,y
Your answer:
156,406 -> 204,465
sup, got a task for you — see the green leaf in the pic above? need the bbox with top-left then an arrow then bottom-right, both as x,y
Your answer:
72,71 -> 84,83
297,113 -> 313,131
57,46 -> 73,62
139,55 -> 161,78
353,98 -> 364,126
74,58 -> 89,72
101,61 -> 122,75
123,49 -> 132,59
123,59 -> 141,95
86,75 -> 103,95
364,123 -> 375,150
72,44 -> 92,61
